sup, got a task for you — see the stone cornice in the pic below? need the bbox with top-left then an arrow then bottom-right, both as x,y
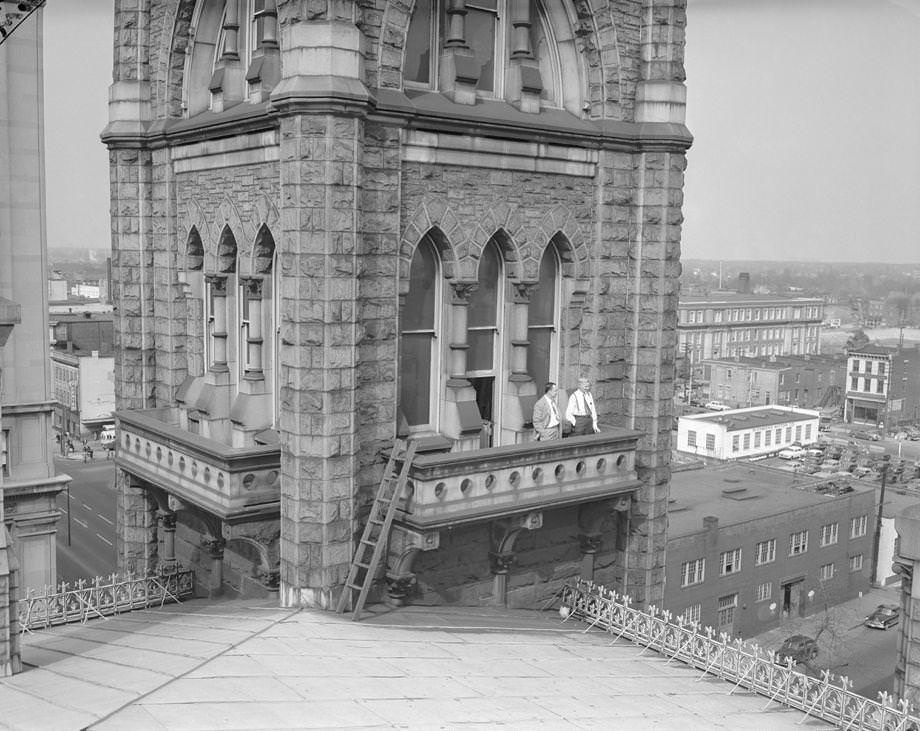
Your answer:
99,90 -> 693,154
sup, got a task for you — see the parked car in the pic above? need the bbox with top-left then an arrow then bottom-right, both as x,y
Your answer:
853,430 -> 881,441
775,635 -> 818,664
864,604 -> 900,630
704,401 -> 730,411
778,445 -> 805,460
804,447 -> 824,458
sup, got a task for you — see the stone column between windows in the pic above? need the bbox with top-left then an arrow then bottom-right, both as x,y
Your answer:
241,277 -> 264,379
206,275 -> 229,373
442,282 -> 480,445
500,282 -> 538,444
439,0 -> 479,104
507,0 -> 542,113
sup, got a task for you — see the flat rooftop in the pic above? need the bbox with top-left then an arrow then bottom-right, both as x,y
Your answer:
668,462 -> 870,539
680,292 -> 822,305
0,596 -> 821,729
683,406 -> 817,432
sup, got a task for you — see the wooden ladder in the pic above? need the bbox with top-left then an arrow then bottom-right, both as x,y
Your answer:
335,438 -> 417,621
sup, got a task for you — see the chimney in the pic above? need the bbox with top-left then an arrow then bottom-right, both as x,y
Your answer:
737,272 -> 751,294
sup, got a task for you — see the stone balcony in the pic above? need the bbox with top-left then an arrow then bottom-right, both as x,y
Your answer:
399,429 -> 643,530
115,408 -> 280,523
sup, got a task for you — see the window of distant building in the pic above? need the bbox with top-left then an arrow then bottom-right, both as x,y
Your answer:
755,539 -> 776,565
820,562 -> 835,581
743,433 -> 750,450
719,548 -> 742,576
732,434 -> 740,452
851,376 -> 858,390
755,582 -> 772,602
764,430 -> 772,447
849,554 -> 863,572
680,558 -> 705,587
789,530 -> 808,556
851,514 -> 868,539
705,433 -> 715,451
717,593 -> 737,627
805,424 -> 812,441
754,432 -> 761,448
681,604 -> 701,624
820,522 -> 838,547
687,430 -> 697,448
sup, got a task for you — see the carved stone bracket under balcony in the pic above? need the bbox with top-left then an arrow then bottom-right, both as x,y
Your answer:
386,525 -> 440,606
400,430 -> 642,530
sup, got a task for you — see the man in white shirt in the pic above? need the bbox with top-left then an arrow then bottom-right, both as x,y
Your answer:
564,376 -> 599,437
532,382 -> 561,441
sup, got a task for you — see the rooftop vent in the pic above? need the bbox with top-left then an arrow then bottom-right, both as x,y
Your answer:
721,486 -> 762,500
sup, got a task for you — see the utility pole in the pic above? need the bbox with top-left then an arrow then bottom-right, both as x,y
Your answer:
871,459 -> 889,587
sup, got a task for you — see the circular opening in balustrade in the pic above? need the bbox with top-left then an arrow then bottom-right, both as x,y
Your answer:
168,451 -> 174,466
145,442 -> 151,457
484,474 -> 495,490
134,438 -> 141,452
178,456 -> 186,471
509,471 -> 521,487
405,482 -> 415,500
267,470 -> 278,484
461,478 -> 473,494
123,434 -> 130,448
576,460 -> 586,476
242,474 -> 256,490
191,461 -> 198,478
555,464 -> 565,480
203,467 -> 211,483
532,467 -> 543,481
156,446 -> 162,461
596,458 -> 607,473
435,482 -> 446,499
616,454 -> 625,467
217,473 -> 225,489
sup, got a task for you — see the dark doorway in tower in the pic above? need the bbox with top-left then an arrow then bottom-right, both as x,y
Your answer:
469,376 -> 494,448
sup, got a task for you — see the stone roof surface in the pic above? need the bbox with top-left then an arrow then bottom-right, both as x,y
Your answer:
0,597 -> 834,729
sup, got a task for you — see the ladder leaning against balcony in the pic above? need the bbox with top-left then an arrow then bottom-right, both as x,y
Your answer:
336,438 -> 417,621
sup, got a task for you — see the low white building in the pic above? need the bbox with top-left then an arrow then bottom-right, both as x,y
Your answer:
677,405 -> 820,461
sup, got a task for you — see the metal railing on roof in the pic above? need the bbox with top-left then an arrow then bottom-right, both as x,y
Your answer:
18,567 -> 195,632
560,579 -> 919,730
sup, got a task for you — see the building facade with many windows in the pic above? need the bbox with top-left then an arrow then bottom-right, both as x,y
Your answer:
103,0 -> 690,609
665,463 -> 874,638
678,291 -> 824,365
703,354 -> 846,411
844,344 -> 920,429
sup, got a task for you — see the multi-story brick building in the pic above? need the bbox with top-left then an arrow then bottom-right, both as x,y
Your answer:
844,344 -> 920,430
666,463 -> 874,638
704,354 -> 846,410
678,279 -> 824,365
102,0 -> 690,609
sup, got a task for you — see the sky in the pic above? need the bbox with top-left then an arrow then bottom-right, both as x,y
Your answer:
40,0 -> 920,263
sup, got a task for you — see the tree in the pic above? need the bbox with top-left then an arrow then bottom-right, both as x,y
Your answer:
846,329 -> 870,351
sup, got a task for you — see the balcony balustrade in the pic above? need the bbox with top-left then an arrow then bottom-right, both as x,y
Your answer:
115,409 -> 280,522
399,429 -> 643,529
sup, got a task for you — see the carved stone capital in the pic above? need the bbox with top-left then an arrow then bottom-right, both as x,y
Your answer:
450,281 -> 478,305
240,276 -> 264,298
511,281 -> 539,304
205,274 -> 228,293
385,573 -> 417,606
489,551 -> 516,575
158,511 -> 177,531
579,532 -> 604,556
201,535 -> 226,558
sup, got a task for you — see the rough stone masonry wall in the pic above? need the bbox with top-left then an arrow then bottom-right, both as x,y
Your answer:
0,527 -> 21,676
277,113 -> 365,608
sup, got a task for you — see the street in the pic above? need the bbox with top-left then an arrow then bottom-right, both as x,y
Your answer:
54,454 -> 118,584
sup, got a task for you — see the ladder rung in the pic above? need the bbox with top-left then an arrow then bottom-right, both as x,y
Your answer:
355,561 -> 371,570
360,538 -> 376,546
345,582 -> 362,591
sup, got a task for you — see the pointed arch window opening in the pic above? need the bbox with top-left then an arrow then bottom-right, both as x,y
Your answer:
527,243 -> 562,391
399,235 -> 443,432
467,241 -> 504,439
403,0 -> 563,106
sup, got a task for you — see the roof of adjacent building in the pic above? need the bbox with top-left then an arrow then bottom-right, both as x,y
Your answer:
679,292 -> 823,306
668,462 -> 872,539
704,354 -> 846,370
681,406 -> 818,432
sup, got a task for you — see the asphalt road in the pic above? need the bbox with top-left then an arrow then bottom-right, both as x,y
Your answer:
54,455 -> 118,584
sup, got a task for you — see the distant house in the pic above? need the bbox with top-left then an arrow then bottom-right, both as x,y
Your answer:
665,462 -> 874,638
677,405 -> 820,461
844,344 -> 920,429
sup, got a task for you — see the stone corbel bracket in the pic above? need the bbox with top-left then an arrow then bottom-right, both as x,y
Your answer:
387,524 -> 440,584
489,510 -> 544,573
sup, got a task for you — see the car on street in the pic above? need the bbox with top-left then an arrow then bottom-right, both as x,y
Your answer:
775,635 -> 819,664
704,401 -> 730,411
864,604 -> 900,630
853,430 -> 881,441
778,445 -> 805,460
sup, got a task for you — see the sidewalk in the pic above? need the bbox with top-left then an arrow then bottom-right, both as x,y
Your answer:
0,597 -> 836,730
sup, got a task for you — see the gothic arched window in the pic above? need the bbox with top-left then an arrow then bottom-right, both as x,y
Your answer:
399,235 -> 442,430
403,0 -> 575,110
527,244 -> 560,390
